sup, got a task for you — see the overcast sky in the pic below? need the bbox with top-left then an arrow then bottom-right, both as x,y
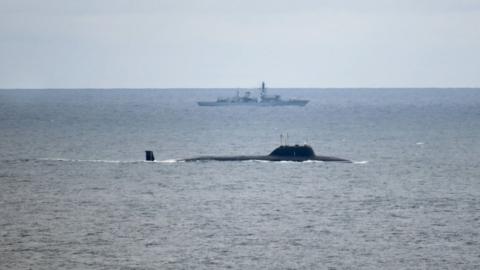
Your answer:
0,0 -> 479,88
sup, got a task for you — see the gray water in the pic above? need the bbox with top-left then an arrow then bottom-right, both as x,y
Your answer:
1,89 -> 480,269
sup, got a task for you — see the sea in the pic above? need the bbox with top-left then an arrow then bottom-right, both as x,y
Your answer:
1,88 -> 479,269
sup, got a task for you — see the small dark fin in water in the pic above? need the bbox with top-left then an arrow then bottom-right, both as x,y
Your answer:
145,151 -> 155,161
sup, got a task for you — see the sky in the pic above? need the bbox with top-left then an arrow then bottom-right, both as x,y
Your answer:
0,0 -> 479,88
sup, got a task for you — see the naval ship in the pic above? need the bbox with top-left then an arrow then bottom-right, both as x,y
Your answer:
197,82 -> 309,107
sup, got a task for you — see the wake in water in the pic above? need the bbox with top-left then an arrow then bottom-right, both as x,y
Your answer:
34,158 -> 177,164
36,158 -> 142,163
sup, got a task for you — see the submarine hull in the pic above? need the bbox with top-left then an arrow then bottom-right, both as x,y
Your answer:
148,144 -> 351,163
182,155 -> 351,163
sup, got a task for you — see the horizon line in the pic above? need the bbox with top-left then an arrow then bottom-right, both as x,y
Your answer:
1,86 -> 480,90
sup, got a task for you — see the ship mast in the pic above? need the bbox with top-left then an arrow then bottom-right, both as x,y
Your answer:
260,81 -> 266,99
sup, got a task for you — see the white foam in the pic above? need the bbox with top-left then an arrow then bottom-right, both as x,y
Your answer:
353,160 -> 369,164
303,160 -> 324,163
156,159 -> 178,163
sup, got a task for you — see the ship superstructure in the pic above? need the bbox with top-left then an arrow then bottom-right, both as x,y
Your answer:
197,82 -> 309,107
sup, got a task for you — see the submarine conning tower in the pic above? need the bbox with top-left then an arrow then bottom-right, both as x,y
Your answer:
269,144 -> 316,157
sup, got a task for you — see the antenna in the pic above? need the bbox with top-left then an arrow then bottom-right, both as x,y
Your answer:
260,82 -> 267,99
286,133 -> 289,146
280,134 -> 284,146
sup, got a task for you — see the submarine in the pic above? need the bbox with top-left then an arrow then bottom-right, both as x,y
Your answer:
145,144 -> 351,163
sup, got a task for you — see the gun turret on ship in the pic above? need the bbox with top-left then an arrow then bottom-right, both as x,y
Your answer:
197,82 -> 309,107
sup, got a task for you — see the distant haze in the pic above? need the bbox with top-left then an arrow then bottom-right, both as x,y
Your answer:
1,0 -> 479,88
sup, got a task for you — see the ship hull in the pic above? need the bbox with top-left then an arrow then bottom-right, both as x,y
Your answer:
197,100 -> 309,107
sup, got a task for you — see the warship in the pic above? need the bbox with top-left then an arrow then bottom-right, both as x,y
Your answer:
197,82 -> 309,107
